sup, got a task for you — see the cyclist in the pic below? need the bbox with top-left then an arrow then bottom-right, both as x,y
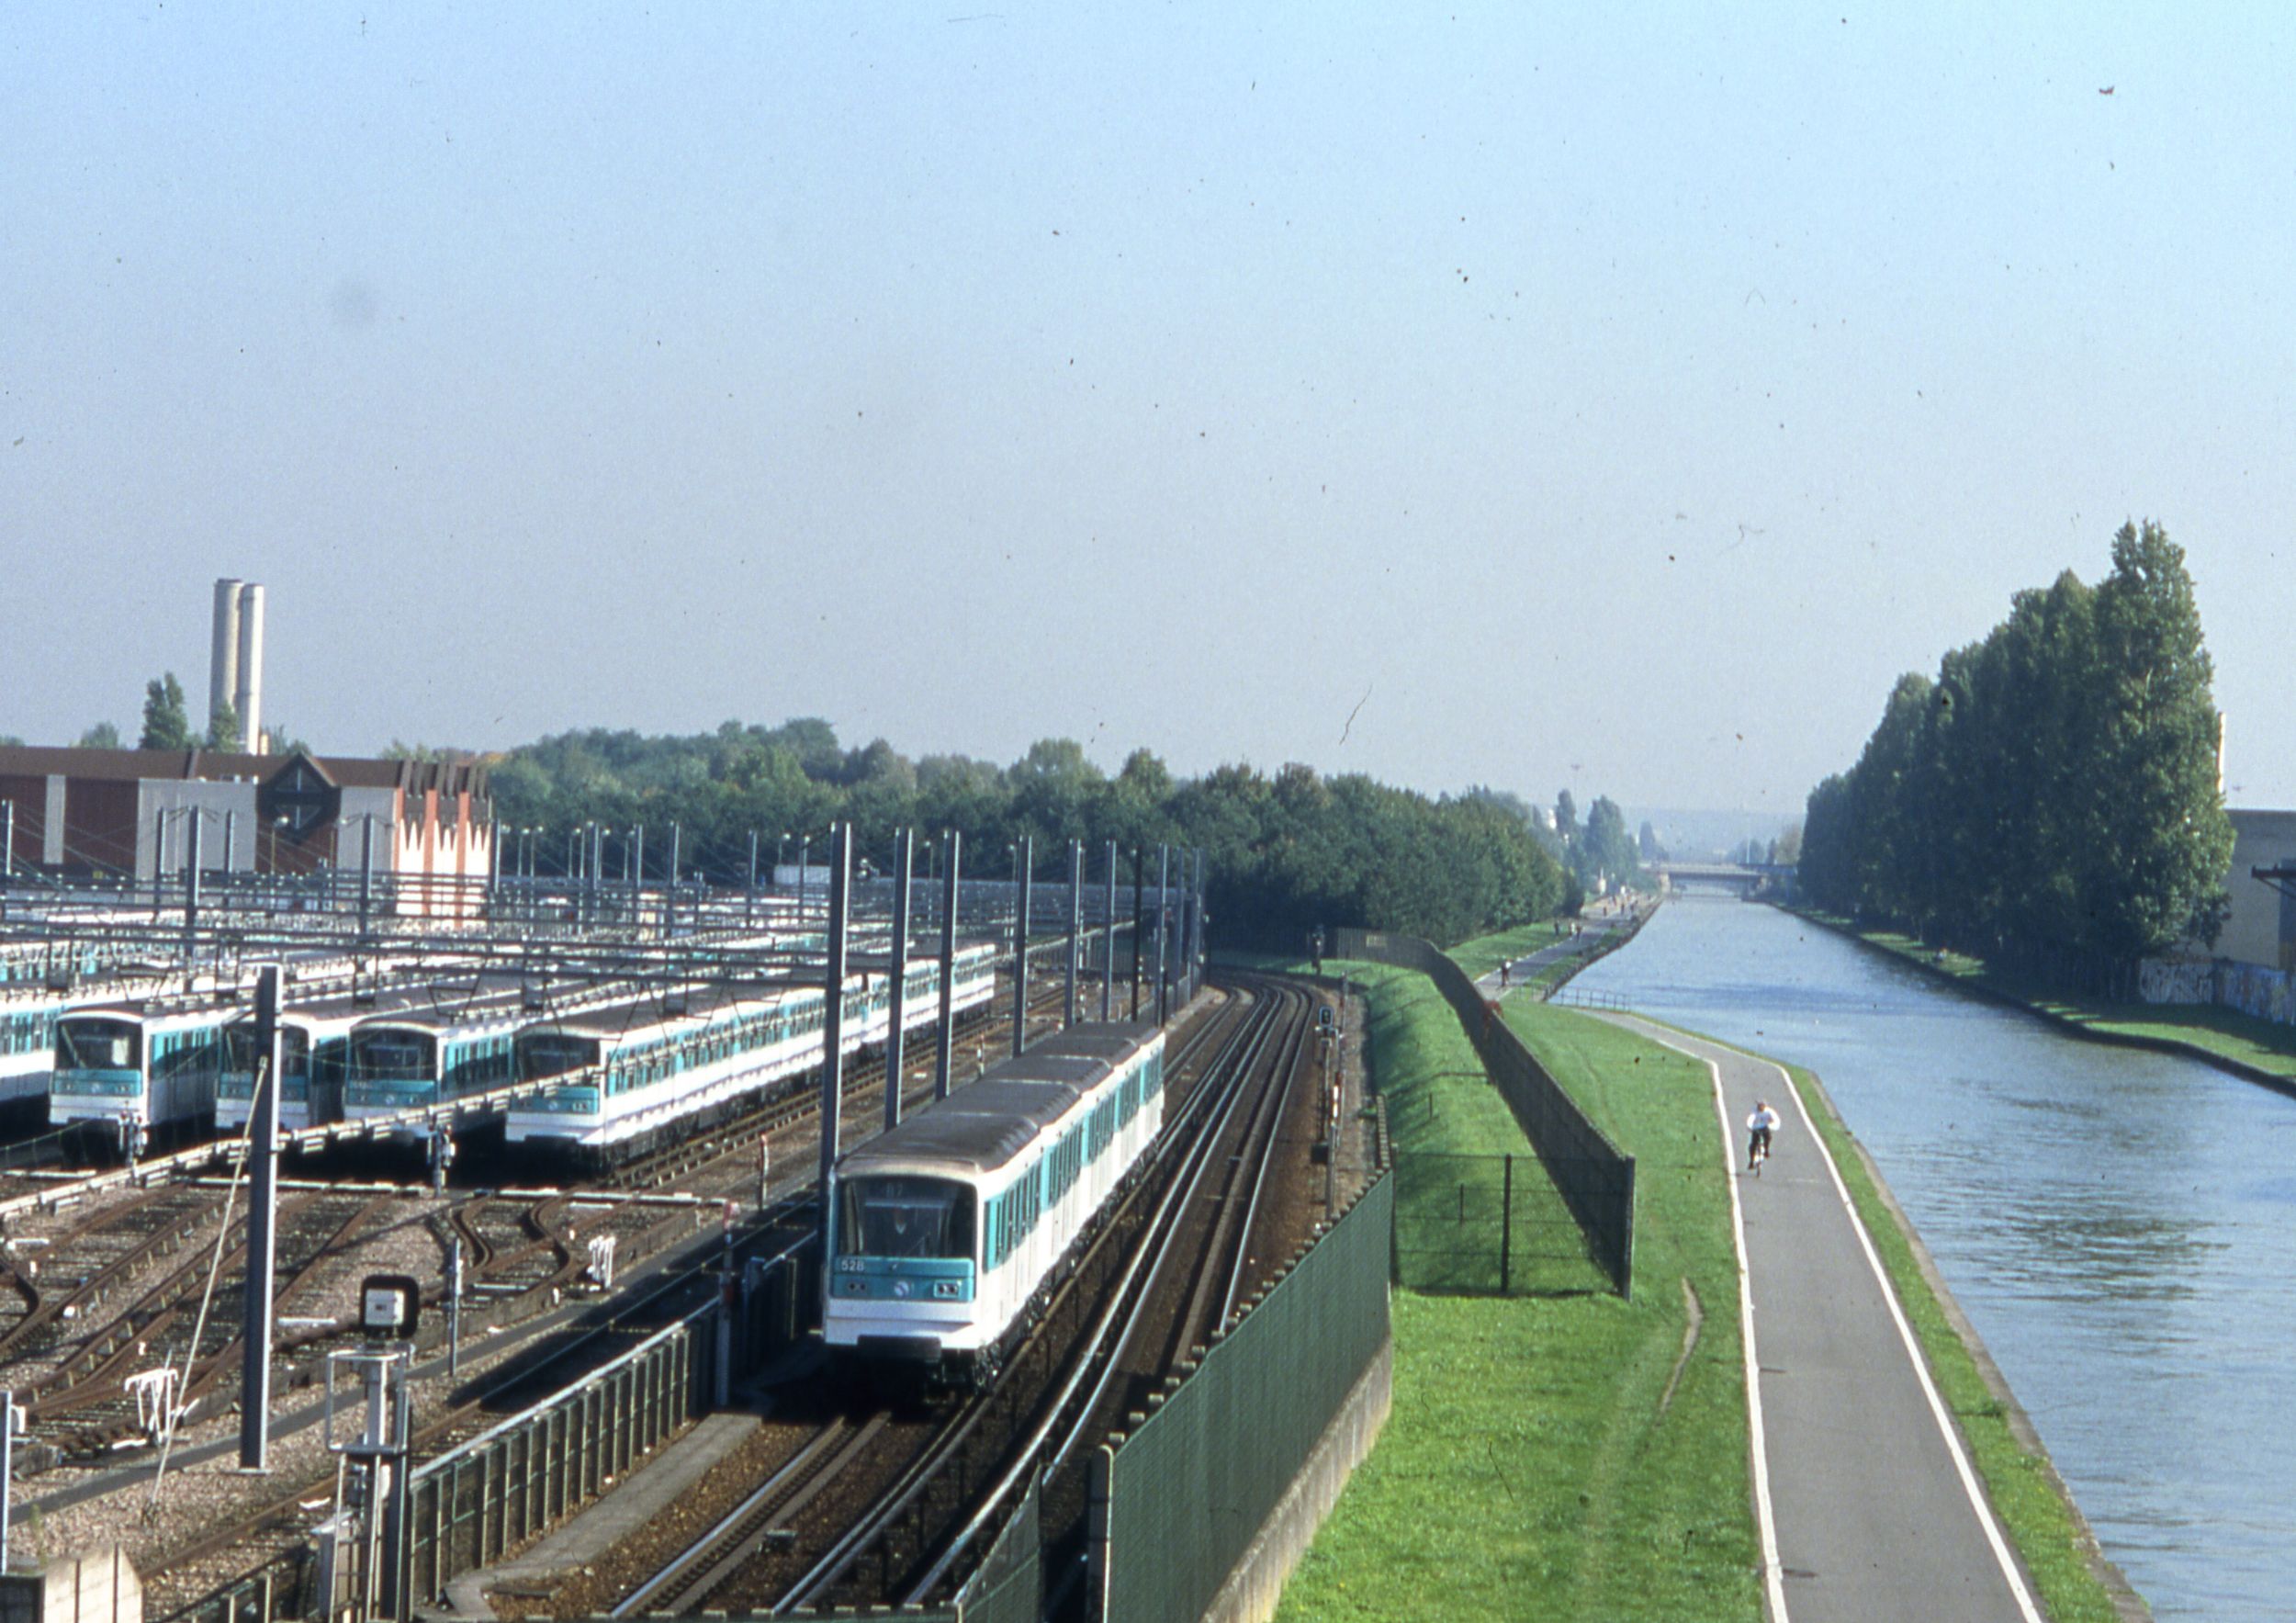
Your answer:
1746,1099 -> 1781,1172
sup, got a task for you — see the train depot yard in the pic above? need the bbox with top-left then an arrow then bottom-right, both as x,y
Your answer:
0,827 -> 1401,1622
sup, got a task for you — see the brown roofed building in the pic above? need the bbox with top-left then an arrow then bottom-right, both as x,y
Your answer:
0,746 -> 495,920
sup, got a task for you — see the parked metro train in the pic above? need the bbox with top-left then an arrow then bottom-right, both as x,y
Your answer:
50,1000 -> 236,1132
823,1020 -> 1166,1389
2,988 -> 73,1110
339,988 -> 572,1136
506,942 -> 999,1156
216,974 -> 526,1136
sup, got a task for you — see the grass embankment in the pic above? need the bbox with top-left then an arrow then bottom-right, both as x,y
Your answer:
1272,938 -> 1759,1622
1448,907 -> 1651,999
1784,1061 -> 2134,1622
1795,908 -> 2296,1085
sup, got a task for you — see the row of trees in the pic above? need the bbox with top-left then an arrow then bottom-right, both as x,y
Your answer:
1797,523 -> 2234,990
488,725 -> 1576,948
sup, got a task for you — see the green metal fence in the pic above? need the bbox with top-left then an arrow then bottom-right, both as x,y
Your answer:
1097,1173 -> 1393,1623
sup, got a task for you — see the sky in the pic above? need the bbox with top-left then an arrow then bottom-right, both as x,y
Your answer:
5,5 -> 2291,817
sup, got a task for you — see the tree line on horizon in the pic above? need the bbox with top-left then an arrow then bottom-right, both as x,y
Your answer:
6,682 -> 1636,953
485,724 -> 1604,949
1795,522 -> 2234,994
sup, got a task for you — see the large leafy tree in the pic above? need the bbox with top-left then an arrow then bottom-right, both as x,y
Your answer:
2083,522 -> 2234,957
139,673 -> 194,750
487,720 -> 1572,948
206,699 -> 243,752
1799,522 -> 2231,983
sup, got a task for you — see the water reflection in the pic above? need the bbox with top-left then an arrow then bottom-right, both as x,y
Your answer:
1577,898 -> 2296,1621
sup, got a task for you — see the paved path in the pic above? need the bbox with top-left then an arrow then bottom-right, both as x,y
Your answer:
1599,1015 -> 2044,1623
1469,904 -> 1641,998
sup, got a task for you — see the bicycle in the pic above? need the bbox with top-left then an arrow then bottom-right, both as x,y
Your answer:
1747,1128 -> 1772,1177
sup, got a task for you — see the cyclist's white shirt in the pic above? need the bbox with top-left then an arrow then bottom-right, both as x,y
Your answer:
1747,1108 -> 1781,1133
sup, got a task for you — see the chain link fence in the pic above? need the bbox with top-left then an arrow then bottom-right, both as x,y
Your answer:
1390,1149 -> 1615,1295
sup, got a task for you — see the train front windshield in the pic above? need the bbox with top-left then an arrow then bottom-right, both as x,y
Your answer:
57,1018 -> 140,1073
517,1032 -> 602,1081
838,1177 -> 975,1261
349,1028 -> 438,1083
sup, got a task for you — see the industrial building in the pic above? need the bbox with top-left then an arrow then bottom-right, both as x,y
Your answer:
0,746 -> 496,919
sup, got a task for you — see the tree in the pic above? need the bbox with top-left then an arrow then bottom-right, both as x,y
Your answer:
140,673 -> 194,750
1554,790 -> 1579,849
78,722 -> 122,750
1800,522 -> 2233,989
1579,796 -> 1640,890
1638,819 -> 1668,863
206,699 -> 243,752
2082,521 -> 2233,961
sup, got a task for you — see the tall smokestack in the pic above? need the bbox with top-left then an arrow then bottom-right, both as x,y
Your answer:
235,582 -> 265,753
210,579 -> 244,739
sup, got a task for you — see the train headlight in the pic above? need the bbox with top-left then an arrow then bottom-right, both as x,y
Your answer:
932,1280 -> 962,1300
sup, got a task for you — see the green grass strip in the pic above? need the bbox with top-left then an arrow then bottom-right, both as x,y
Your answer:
1784,1060 -> 2134,1622
1794,909 -> 2296,1083
1273,936 -> 1761,1622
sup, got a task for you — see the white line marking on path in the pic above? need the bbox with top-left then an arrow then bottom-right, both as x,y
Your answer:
1764,1053 -> 2047,1623
1629,1017 -> 2045,1623
1699,1049 -> 1788,1621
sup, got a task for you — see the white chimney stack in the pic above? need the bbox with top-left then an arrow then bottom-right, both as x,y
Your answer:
209,579 -> 244,740
234,581 -> 265,753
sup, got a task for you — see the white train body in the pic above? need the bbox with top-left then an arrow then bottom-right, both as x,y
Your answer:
824,1022 -> 1166,1385
216,1006 -> 367,1134
50,1001 -> 234,1131
341,992 -> 541,1136
505,943 -> 998,1153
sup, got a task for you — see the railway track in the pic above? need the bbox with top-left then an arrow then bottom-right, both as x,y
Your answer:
594,981 -> 1298,1617
37,975 -> 1177,1619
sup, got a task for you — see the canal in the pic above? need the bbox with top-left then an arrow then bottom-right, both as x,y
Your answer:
1573,898 -> 2296,1621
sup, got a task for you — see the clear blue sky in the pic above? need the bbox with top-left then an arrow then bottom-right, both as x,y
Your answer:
6,5 -> 2290,816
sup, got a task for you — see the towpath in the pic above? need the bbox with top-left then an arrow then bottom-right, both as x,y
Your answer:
1599,1014 -> 2044,1623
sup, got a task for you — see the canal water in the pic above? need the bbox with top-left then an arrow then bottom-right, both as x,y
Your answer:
1573,898 -> 2296,1622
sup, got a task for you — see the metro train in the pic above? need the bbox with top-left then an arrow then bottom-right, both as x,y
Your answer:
339,990 -> 563,1134
214,974 -> 530,1136
2,989 -> 73,1110
823,1020 -> 1166,1389
50,1000 -> 236,1133
506,942 -> 1000,1156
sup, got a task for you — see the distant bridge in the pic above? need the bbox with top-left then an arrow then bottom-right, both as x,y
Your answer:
1650,861 -> 1795,896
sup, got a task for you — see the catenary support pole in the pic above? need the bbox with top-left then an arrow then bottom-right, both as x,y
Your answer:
935,830 -> 961,1100
1064,840 -> 1082,1028
747,831 -> 760,926
183,812 -> 203,974
667,821 -> 681,933
1011,836 -> 1032,1057
884,828 -> 912,1131
1154,845 -> 1171,1025
1131,849 -> 1145,1020
358,815 -> 375,940
1102,840 -> 1117,1020
239,963 -> 281,1470
816,823 -> 851,1250
631,824 -> 645,924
